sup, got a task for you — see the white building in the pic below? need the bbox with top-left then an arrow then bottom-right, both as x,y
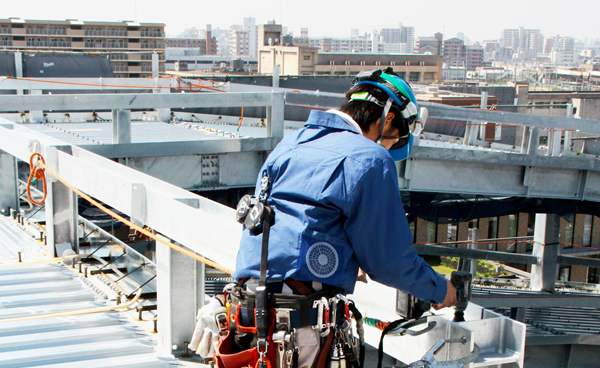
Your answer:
378,24 -> 415,54
244,17 -> 257,57
229,25 -> 249,56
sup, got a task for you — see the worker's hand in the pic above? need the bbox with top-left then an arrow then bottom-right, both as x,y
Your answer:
357,268 -> 368,284
433,279 -> 458,310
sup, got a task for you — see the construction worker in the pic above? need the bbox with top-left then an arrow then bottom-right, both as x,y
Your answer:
217,68 -> 458,368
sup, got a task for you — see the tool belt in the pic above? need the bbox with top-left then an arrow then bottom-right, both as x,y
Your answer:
216,192 -> 364,368
215,285 -> 363,368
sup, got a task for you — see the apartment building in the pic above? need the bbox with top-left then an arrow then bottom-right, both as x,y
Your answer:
443,37 -> 464,67
0,17 -> 166,78
166,38 -> 207,56
229,25 -> 250,57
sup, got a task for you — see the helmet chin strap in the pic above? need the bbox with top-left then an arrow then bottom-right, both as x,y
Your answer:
376,98 -> 394,145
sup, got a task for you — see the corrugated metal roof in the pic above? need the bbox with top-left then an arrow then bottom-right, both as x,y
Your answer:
0,217 -> 177,367
26,121 -> 231,145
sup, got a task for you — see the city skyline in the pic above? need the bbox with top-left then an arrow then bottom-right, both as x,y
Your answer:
2,0 -> 598,43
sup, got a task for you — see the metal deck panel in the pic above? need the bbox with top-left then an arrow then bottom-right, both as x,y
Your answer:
0,217 -> 45,260
0,221 -> 173,367
26,121 -> 234,145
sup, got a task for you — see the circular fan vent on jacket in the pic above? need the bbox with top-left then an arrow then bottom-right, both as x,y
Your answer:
306,242 -> 339,278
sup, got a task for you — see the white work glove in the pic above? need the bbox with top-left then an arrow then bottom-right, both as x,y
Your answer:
189,296 -> 225,358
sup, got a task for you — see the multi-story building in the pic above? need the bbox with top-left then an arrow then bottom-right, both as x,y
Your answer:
229,25 -> 249,57
0,17 -> 166,78
319,37 -> 372,53
501,27 -> 543,56
205,25 -> 217,56
244,17 -> 257,58
465,44 -> 484,70
166,38 -> 207,55
378,24 -> 415,55
443,37 -> 465,67
415,36 -> 441,55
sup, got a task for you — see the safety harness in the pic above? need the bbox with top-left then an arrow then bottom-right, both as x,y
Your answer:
215,177 -> 365,368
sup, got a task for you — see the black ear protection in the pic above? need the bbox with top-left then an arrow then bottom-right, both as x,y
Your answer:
236,175 -> 272,234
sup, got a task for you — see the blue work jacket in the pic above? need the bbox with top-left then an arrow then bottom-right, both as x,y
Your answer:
233,110 -> 447,303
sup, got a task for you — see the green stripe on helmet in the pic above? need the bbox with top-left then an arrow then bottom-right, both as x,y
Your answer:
379,72 -> 415,104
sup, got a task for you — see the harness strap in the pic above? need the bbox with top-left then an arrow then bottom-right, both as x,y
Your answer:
255,206 -> 273,345
348,302 -> 366,368
376,318 -> 408,368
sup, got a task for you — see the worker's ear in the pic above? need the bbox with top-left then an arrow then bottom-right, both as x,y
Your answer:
384,111 -> 396,127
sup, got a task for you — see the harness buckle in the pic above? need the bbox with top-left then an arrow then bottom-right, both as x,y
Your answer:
275,308 -> 292,333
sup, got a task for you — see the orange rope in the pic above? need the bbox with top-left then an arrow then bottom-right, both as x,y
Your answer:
237,106 -> 244,131
27,153 -> 47,205
4,76 -> 226,93
27,153 -> 234,275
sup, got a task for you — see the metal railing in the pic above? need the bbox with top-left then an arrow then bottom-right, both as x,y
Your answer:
0,28 -> 12,34
84,30 -> 106,36
26,28 -> 67,35
141,43 -> 165,49
107,30 -> 127,37
141,31 -> 165,38
112,65 -> 129,72
26,41 -> 71,47
141,54 -> 166,60
110,54 -> 129,60
85,42 -> 128,48
107,42 -> 127,48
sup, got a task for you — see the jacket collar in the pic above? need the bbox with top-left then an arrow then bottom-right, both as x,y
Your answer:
304,110 -> 363,135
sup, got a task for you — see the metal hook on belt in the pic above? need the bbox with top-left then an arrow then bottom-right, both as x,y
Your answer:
313,297 -> 330,337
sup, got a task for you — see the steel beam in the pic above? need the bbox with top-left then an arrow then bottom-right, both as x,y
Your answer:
156,242 -> 205,356
0,92 -> 285,112
414,244 -> 538,264
0,150 -> 18,216
531,214 -> 560,292
78,137 -> 280,159
285,92 -> 600,134
557,255 -> 600,268
472,292 -> 600,308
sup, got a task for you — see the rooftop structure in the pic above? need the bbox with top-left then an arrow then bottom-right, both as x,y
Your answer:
0,73 -> 599,367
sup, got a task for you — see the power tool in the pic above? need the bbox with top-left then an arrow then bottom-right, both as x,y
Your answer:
450,271 -> 472,322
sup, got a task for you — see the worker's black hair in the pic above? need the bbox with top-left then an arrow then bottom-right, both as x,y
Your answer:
339,84 -> 409,136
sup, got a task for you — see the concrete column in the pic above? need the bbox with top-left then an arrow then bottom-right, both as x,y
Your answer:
531,213 -> 560,292
564,104 -> 574,152
267,91 -> 285,139
468,228 -> 479,275
45,148 -> 78,256
479,92 -> 488,140
527,127 -> 541,156
272,65 -> 280,89
112,109 -> 132,144
29,90 -> 44,123
0,150 -> 18,216
158,87 -> 171,122
152,53 -> 159,79
14,52 -> 23,96
157,242 -> 205,356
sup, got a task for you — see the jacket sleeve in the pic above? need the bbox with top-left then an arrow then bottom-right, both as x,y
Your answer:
343,156 -> 447,304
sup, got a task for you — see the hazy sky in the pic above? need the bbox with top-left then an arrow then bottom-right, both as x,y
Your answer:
3,0 -> 598,42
